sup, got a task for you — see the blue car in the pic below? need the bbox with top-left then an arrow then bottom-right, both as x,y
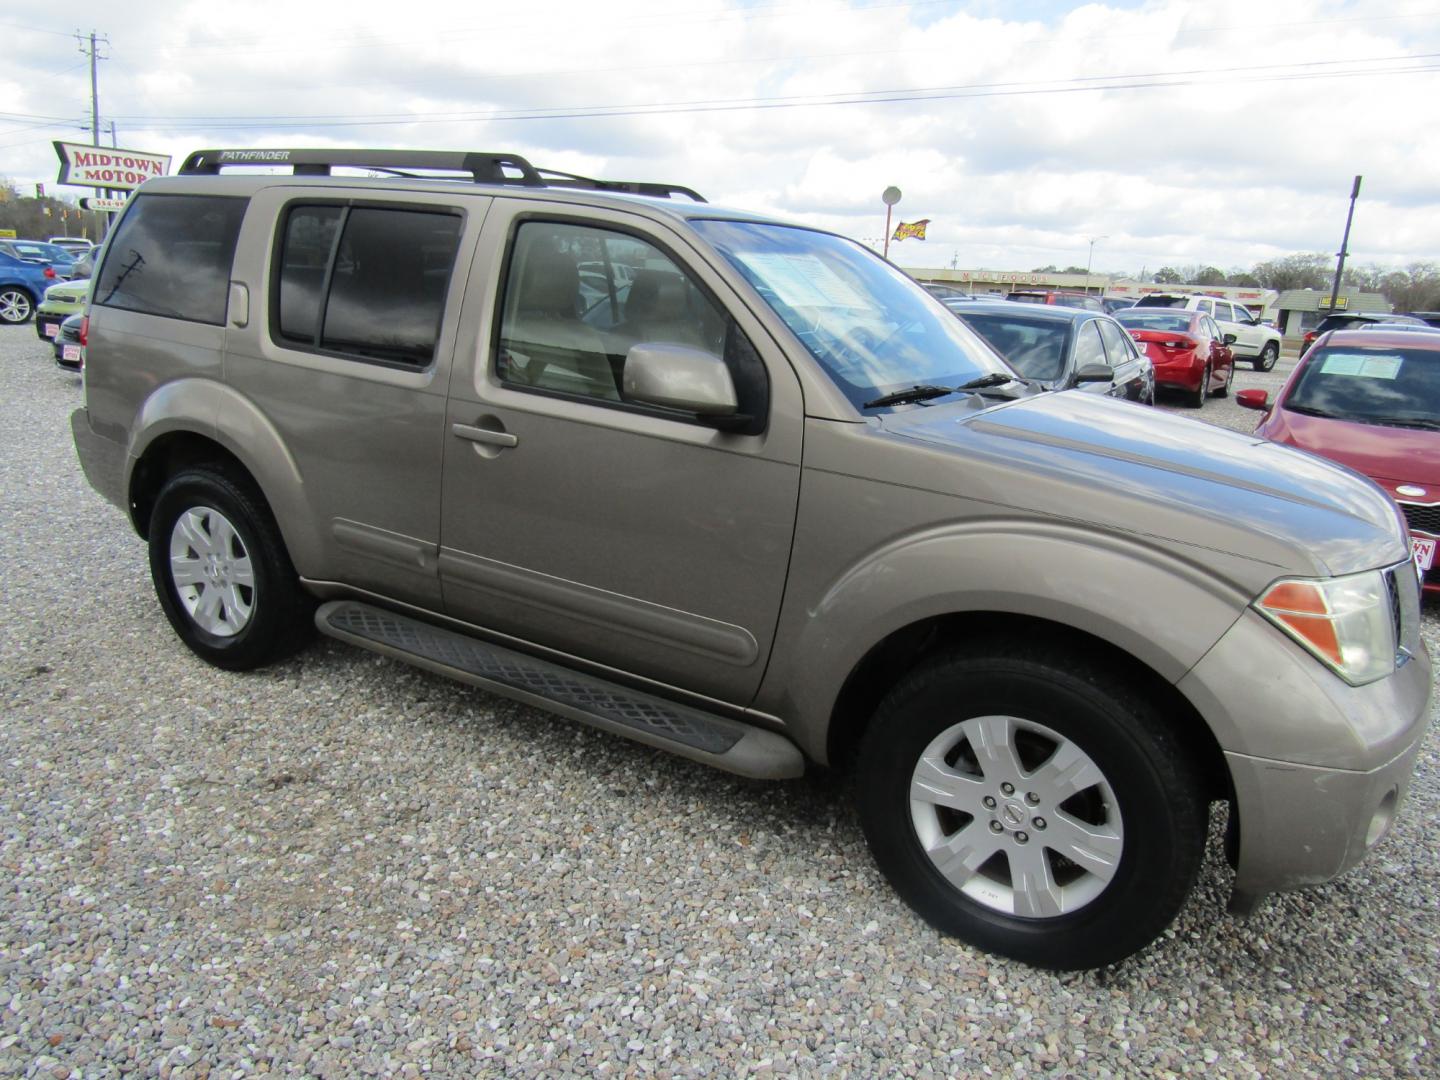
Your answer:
0,250 -> 64,325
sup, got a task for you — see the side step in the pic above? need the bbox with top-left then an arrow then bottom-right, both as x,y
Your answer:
315,600 -> 805,780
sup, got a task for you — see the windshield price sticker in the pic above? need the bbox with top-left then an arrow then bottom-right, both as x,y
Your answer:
733,252 -> 869,310
1319,353 -> 1403,380
1415,536 -> 1436,575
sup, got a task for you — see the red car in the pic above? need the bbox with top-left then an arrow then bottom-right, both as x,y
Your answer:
1237,329 -> 1440,592
1114,307 -> 1234,407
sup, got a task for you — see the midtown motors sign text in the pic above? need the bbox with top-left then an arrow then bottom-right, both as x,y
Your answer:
54,142 -> 172,191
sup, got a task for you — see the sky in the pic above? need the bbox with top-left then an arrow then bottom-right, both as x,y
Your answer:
2,0 -> 1437,277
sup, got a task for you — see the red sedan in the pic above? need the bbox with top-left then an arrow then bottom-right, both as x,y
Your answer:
1114,308 -> 1234,408
1237,329 -> 1440,592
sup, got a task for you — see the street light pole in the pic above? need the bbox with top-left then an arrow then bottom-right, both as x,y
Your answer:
1327,176 -> 1362,314
1085,235 -> 1107,295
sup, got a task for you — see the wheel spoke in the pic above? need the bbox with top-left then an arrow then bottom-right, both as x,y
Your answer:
961,715 -> 1025,786
193,583 -> 223,627
1007,843 -> 1064,918
169,557 -> 206,587
220,584 -> 253,627
910,753 -> 988,814
228,555 -> 255,588
1024,739 -> 1104,804
925,820 -> 1004,889
176,510 -> 216,557
211,514 -> 244,559
1044,811 -> 1123,882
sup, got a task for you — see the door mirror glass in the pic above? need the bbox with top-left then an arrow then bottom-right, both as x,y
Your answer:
1074,362 -> 1112,383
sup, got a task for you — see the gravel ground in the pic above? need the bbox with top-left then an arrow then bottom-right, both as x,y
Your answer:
2,323 -> 1437,1078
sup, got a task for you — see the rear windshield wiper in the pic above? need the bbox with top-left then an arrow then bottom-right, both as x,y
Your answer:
863,373 -> 1022,409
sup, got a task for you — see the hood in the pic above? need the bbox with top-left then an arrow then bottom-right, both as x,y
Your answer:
1260,409 -> 1440,489
878,391 -> 1409,580
44,281 -> 89,302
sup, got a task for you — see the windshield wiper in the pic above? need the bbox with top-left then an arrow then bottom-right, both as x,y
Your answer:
1364,415 -> 1440,430
862,373 -> 1022,409
1284,403 -> 1340,419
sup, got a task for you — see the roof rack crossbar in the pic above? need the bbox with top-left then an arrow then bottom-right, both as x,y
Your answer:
175,149 -> 705,201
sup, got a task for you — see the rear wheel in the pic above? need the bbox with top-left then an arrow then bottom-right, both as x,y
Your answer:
148,467 -> 315,670
1213,359 -> 1234,398
0,287 -> 34,325
1254,342 -> 1278,372
855,647 -> 1206,969
1188,363 -> 1209,408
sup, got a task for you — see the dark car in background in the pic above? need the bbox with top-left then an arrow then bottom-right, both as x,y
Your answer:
52,312 -> 85,371
1115,307 -> 1234,407
1004,288 -> 1103,311
1301,311 -> 1428,356
950,299 -> 1154,403
921,282 -> 972,301
1102,296 -> 1136,314
1236,329 -> 1440,592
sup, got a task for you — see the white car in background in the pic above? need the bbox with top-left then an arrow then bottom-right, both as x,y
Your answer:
1134,293 -> 1283,371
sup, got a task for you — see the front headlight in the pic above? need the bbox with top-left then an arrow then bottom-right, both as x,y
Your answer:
1254,568 -> 1411,686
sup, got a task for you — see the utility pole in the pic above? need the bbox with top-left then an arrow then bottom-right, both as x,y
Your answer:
77,30 -> 111,237
1327,175 -> 1362,314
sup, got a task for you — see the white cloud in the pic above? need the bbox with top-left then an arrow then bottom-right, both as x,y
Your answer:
1,0 -> 1436,274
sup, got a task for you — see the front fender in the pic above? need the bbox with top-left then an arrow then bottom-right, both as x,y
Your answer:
127,378 -> 323,575
759,519 -> 1254,763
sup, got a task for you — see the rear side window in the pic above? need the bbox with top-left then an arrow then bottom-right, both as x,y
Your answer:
94,194 -> 246,325
274,204 -> 463,368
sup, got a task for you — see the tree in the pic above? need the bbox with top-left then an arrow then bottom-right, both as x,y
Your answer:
1153,267 -> 1183,284
1192,266 -> 1227,287
1030,264 -> 1057,273
1250,253 -> 1329,291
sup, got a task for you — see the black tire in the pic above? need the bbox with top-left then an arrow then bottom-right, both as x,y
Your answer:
0,287 -> 35,325
855,646 -> 1206,970
1187,363 -> 1209,408
1213,360 -> 1233,399
1254,342 -> 1278,372
148,467 -> 315,670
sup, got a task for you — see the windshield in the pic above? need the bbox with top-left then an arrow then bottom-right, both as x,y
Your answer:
960,313 -> 1069,381
1116,311 -> 1193,334
1287,346 -> 1440,426
691,219 -> 1007,410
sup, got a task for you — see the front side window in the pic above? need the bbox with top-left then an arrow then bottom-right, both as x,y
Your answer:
1096,319 -> 1133,366
274,203 -> 462,368
1072,320 -> 1109,369
496,220 -> 765,422
94,193 -> 246,325
692,219 -> 1007,411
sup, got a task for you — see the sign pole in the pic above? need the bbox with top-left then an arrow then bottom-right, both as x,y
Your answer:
881,186 -> 902,261
1327,175 -> 1362,315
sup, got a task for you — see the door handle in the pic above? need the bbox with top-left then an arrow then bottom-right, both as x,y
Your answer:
452,423 -> 518,448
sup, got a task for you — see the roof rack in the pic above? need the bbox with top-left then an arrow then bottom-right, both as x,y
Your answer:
176,148 -> 706,202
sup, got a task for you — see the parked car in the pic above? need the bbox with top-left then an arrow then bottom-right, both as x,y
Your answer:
70,146 -> 1429,970
1004,289 -> 1103,311
52,312 -> 85,371
1101,296 -> 1136,314
35,279 -> 90,340
48,237 -> 96,256
1354,321 -> 1440,336
950,299 -> 1154,403
0,239 -> 81,281
1133,293 -> 1282,371
1403,311 -> 1440,328
1300,311 -> 1428,356
1114,307 -> 1235,406
921,282 -> 972,301
0,250 -> 58,324
1236,329 -> 1440,593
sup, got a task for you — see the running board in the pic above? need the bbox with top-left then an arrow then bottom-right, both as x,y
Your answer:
315,600 -> 804,780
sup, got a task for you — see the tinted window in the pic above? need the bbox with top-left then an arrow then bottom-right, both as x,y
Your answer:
1135,296 -> 1187,309
321,208 -> 462,367
1073,320 -> 1108,369
94,194 -> 246,324
1116,311 -> 1193,334
1214,302 -> 1235,322
277,205 -> 343,343
961,313 -> 1068,381
1286,346 -> 1440,426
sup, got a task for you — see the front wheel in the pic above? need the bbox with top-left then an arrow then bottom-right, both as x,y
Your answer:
1254,342 -> 1278,372
855,647 -> 1206,970
0,287 -> 35,325
148,467 -> 315,670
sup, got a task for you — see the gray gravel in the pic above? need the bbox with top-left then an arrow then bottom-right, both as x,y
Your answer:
2,324 -> 1437,1078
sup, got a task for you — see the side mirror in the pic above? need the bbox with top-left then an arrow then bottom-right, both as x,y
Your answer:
1074,363 -> 1112,383
624,342 -> 739,416
1223,333 -> 1238,345
1235,389 -> 1269,411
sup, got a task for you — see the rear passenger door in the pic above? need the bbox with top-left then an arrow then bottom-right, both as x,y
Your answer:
223,187 -> 485,608
438,203 -> 805,705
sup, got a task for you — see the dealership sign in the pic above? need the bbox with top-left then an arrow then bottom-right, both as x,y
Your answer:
80,196 -> 131,212
53,142 -> 171,191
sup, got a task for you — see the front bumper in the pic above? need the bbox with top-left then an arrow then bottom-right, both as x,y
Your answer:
1179,606 -> 1433,900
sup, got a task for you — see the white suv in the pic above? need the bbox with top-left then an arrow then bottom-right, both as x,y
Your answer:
1135,294 -> 1282,371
